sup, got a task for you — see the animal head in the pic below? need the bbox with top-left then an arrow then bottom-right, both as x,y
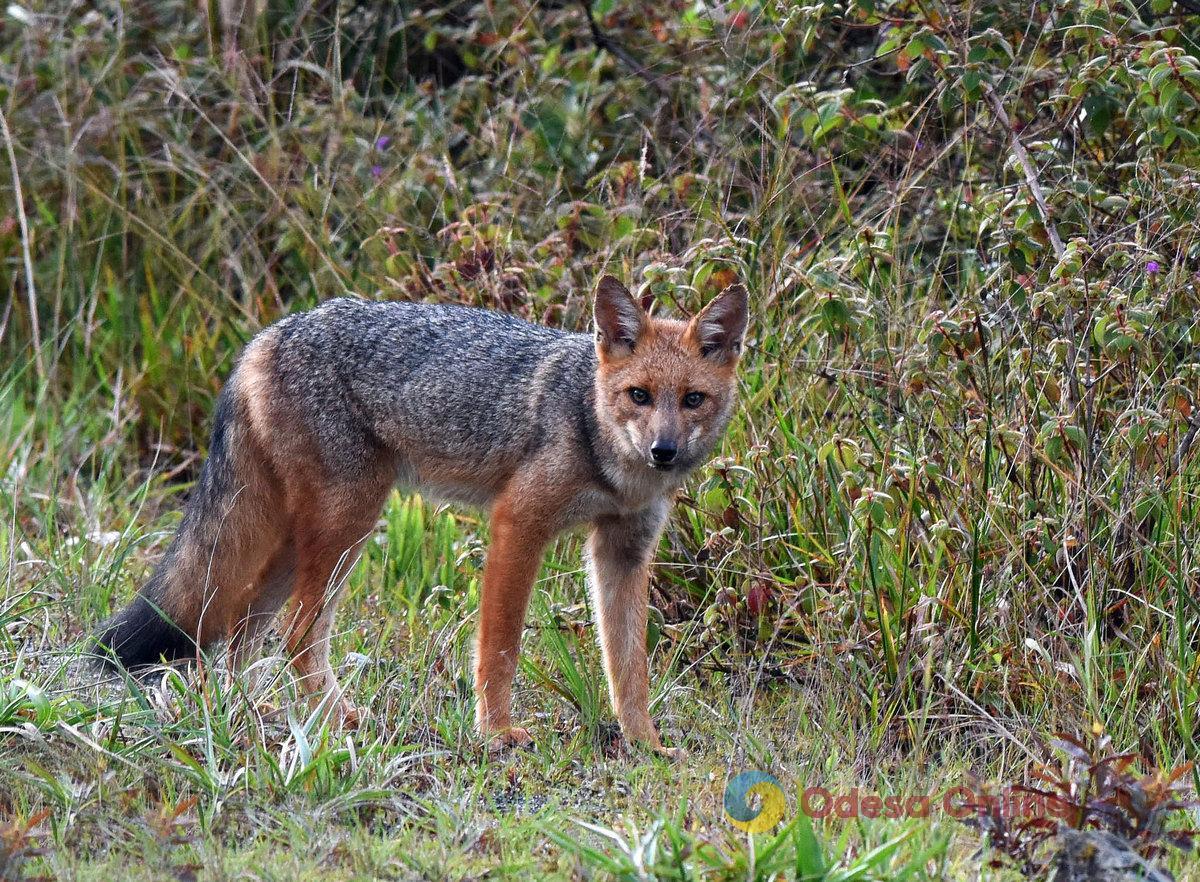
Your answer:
592,275 -> 748,475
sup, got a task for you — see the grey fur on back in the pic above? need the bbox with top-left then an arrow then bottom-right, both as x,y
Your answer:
268,298 -> 604,503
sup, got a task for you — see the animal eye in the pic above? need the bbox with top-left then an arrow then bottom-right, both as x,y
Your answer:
628,387 -> 652,406
682,391 -> 706,409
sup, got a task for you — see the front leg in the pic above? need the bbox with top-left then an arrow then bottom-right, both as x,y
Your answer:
587,500 -> 680,758
474,492 -> 553,746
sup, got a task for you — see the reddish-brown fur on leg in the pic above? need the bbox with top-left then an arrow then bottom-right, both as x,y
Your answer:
274,467 -> 393,723
227,542 -> 296,673
473,488 -> 556,743
587,503 -> 677,757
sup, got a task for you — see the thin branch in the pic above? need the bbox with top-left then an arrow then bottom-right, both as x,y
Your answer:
982,82 -> 1065,260
0,105 -> 45,382
1172,415 -> 1200,477
576,0 -> 666,94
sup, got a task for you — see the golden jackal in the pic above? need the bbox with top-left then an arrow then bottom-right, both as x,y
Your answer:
96,276 -> 748,757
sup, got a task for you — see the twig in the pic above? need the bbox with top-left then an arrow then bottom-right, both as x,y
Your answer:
0,105 -> 45,382
982,79 -> 1079,417
1172,415 -> 1200,477
576,0 -> 666,93
982,82 -> 1065,260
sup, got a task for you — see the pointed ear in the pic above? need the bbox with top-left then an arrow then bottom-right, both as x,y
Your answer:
593,275 -> 648,360
686,284 -> 748,363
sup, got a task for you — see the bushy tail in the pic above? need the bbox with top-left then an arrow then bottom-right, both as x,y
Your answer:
92,582 -> 197,669
94,375 -> 277,669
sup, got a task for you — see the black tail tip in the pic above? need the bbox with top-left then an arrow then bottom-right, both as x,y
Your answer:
91,595 -> 195,670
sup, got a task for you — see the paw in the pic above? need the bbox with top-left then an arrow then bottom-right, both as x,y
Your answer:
332,699 -> 369,730
654,744 -> 688,762
487,726 -> 533,753
619,717 -> 684,761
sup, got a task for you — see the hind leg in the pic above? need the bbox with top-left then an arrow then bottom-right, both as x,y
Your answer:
283,530 -> 371,724
228,541 -> 296,674
282,483 -> 391,725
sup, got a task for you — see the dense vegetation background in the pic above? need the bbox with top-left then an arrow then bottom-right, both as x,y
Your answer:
3,1 -> 1200,878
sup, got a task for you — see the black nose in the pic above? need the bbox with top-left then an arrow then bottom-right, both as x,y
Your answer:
650,441 -> 677,464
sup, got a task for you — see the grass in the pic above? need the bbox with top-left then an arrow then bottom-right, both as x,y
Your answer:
4,0 -> 1200,879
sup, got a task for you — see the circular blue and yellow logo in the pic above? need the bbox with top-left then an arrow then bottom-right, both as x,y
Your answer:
723,771 -> 787,833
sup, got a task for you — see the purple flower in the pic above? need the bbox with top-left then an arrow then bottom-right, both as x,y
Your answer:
370,164 -> 383,179
375,136 -> 391,151
1146,260 -> 1160,275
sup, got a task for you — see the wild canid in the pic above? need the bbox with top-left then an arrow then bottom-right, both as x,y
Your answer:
95,276 -> 748,757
